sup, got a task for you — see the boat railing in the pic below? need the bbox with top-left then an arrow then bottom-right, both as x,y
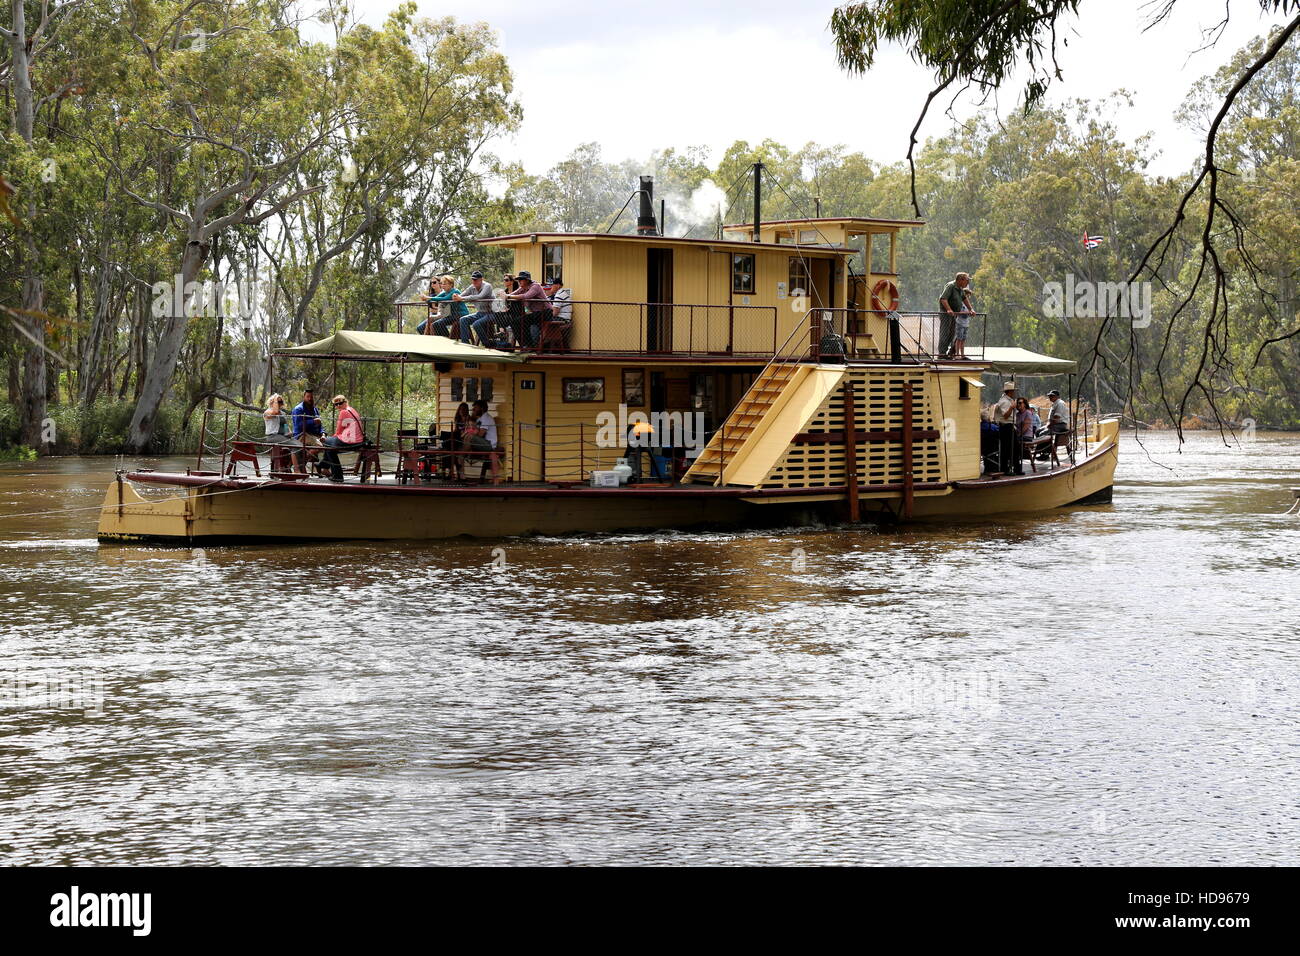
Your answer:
393,299 -> 782,357
192,408 -> 708,484
804,308 -> 988,361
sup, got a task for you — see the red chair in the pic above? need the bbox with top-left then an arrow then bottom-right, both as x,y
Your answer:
225,441 -> 261,476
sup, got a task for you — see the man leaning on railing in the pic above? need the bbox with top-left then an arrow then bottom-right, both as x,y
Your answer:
938,271 -> 974,359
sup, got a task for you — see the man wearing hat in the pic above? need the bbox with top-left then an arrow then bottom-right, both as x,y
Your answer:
543,275 -> 572,323
1046,389 -> 1071,435
992,381 -> 1022,475
504,270 -> 551,347
938,271 -> 974,358
456,271 -> 499,347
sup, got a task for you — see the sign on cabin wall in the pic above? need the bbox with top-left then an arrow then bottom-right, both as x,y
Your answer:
562,377 -> 605,403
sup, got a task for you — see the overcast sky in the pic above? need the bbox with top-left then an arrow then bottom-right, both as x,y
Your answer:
343,0 -> 1291,178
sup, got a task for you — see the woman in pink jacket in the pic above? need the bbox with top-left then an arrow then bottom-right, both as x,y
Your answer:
320,394 -> 364,482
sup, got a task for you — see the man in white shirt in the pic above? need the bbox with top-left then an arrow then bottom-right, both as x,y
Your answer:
1046,389 -> 1071,434
466,399 -> 500,483
992,382 -> 1022,475
544,277 -> 572,322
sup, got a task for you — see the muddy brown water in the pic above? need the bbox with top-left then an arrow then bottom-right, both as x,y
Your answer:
0,431 -> 1297,864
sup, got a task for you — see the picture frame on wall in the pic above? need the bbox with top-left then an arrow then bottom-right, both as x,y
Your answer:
562,377 -> 605,403
622,368 -> 646,407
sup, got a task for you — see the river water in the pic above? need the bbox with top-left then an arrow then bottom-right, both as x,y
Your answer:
1,432 -> 1297,865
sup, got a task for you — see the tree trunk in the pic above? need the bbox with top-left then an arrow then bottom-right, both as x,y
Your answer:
8,0 -> 49,451
126,236 -> 208,452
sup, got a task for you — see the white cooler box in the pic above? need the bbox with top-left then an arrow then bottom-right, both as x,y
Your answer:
590,471 -> 620,487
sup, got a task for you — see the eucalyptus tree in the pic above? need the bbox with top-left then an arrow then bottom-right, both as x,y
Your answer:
93,0 -> 341,452
830,0 -> 1300,434
1,0 -> 87,447
265,6 -> 518,343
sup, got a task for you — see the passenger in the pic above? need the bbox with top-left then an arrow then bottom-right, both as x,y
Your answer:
430,275 -> 471,342
415,278 -> 440,335
992,382 -> 1022,476
262,393 -> 301,471
505,270 -> 551,348
1015,396 -> 1036,446
938,271 -> 973,359
465,398 -> 501,484
1047,389 -> 1071,435
457,271 -> 503,348
320,394 -> 365,482
498,274 -> 524,347
544,276 -> 572,322
291,388 -> 324,452
444,401 -> 472,480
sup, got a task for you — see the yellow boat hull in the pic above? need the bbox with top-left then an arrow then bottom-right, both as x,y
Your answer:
96,419 -> 1120,543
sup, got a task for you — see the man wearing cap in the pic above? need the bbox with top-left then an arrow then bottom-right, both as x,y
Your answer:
992,382 -> 1022,475
938,272 -> 973,358
1046,389 -> 1071,435
544,276 -> 572,323
505,271 -> 551,348
456,271 -> 500,347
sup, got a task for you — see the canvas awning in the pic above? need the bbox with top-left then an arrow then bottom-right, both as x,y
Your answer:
274,330 -> 526,363
960,376 -> 985,389
964,347 -> 1077,374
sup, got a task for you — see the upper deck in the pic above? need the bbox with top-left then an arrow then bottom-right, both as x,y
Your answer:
396,215 -> 973,362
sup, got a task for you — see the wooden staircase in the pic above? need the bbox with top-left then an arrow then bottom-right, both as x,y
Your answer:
683,312 -> 848,487
682,360 -> 808,485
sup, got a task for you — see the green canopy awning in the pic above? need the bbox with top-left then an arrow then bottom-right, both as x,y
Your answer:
274,329 -> 526,363
963,347 -> 1077,374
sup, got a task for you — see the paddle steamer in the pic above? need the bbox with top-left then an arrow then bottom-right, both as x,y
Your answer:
97,169 -> 1118,543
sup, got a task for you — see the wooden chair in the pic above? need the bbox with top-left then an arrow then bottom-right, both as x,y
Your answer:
394,429 -> 420,484
1020,435 -> 1054,473
1050,428 -> 1076,467
352,445 -> 383,483
538,319 -> 571,352
269,443 -> 296,473
225,440 -> 261,476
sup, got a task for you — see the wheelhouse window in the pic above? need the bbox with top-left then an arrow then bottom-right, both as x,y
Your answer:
788,257 -> 811,296
542,244 -> 564,284
732,254 -> 754,294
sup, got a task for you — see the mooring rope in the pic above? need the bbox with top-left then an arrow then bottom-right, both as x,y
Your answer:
0,476 -> 285,522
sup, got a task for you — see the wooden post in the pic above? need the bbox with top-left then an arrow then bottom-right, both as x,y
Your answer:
843,379 -> 860,522
196,406 -> 209,471
220,410 -> 230,475
901,382 -> 915,519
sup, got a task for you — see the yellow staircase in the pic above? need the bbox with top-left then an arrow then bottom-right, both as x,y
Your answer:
683,361 -> 847,487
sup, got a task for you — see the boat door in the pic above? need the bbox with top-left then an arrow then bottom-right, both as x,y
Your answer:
512,371 -> 545,481
647,248 -> 673,351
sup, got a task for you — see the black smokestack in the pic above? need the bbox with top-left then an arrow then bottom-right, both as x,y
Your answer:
637,175 -> 658,236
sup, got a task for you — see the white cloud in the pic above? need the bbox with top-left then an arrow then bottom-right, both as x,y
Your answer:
345,0 -> 1293,177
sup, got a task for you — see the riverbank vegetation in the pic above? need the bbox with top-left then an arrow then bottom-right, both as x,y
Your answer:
2,1 -> 1297,456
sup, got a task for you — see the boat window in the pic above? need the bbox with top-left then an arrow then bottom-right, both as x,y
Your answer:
788,257 -> 811,297
732,254 -> 754,294
542,243 -> 564,284
869,233 -> 894,274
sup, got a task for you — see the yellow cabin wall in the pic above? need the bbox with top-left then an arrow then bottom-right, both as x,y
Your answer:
499,238 -> 842,355
935,370 -> 982,481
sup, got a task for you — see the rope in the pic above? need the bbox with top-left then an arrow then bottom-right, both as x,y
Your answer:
0,477 -> 285,522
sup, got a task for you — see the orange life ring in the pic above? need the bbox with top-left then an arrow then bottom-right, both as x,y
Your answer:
871,279 -> 899,312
